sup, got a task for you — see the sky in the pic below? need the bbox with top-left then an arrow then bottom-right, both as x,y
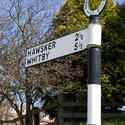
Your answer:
116,0 -> 125,4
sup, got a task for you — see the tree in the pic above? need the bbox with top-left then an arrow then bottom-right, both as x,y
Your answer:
118,2 -> 125,25
0,0 -> 60,124
50,0 -> 125,111
101,2 -> 125,109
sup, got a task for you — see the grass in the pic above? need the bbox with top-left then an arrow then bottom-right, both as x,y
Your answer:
102,119 -> 125,125
51,119 -> 125,125
68,119 -> 125,125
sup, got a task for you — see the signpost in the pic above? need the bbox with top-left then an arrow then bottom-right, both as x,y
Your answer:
26,29 -> 88,67
26,25 -> 101,68
26,0 -> 107,125
84,0 -> 107,125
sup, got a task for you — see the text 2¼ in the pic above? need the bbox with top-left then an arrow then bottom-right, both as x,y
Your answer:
74,33 -> 84,51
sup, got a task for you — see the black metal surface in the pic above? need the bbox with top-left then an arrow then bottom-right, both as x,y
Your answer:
89,15 -> 100,24
88,47 -> 101,85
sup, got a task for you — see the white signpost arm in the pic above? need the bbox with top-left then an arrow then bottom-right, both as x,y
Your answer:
25,29 -> 88,67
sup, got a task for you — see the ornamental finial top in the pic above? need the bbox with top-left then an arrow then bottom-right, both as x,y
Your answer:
84,0 -> 107,17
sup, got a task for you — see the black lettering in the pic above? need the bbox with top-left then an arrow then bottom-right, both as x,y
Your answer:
27,50 -> 31,57
36,47 -> 40,54
32,48 -> 35,55
48,43 -> 51,50
74,43 -> 78,50
41,45 -> 43,53
75,33 -> 79,41
44,44 -> 47,51
27,59 -> 31,65
46,52 -> 50,60
79,43 -> 82,49
32,57 -> 36,63
52,41 -> 56,49
42,54 -> 45,60
38,54 -> 41,62
80,34 -> 83,40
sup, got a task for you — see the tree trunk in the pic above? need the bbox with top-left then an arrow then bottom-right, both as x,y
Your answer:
57,93 -> 64,125
19,117 -> 25,125
25,95 -> 32,125
25,68 -> 32,125
33,107 -> 40,125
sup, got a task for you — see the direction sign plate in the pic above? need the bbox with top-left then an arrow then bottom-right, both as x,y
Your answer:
26,29 -> 88,67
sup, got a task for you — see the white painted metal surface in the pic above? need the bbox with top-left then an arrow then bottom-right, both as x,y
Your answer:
26,29 -> 88,67
87,23 -> 102,48
88,84 -> 101,125
26,24 -> 102,67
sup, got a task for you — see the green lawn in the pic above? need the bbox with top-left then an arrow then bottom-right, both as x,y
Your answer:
102,119 -> 125,125
51,119 -> 125,125
70,119 -> 125,125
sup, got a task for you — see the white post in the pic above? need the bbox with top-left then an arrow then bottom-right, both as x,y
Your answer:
88,84 -> 101,125
87,16 -> 102,125
84,0 -> 106,124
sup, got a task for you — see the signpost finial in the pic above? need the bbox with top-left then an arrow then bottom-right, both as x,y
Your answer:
84,0 -> 107,17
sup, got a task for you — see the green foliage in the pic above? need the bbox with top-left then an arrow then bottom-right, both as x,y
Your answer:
52,0 -> 125,109
65,82 -> 87,102
101,2 -> 125,105
102,119 -> 125,125
53,0 -> 88,36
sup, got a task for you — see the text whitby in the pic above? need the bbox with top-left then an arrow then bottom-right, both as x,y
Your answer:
26,41 -> 56,66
